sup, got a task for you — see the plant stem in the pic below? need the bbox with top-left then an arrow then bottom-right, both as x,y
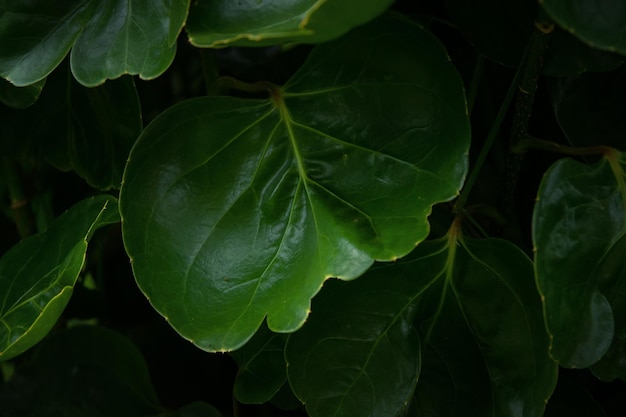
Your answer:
502,11 -> 554,212
217,76 -> 273,96
514,136 -> 612,156
2,157 -> 33,238
199,49 -> 219,96
466,53 -> 484,115
453,56 -> 523,213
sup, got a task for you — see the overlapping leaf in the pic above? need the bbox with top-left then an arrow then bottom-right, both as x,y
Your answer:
0,196 -> 119,360
0,326 -> 162,416
0,65 -> 141,190
0,0 -> 189,87
230,324 -> 288,404
533,151 -> 626,369
186,0 -> 394,47
446,0 -> 623,75
285,226 -> 557,417
0,78 -> 45,109
541,0 -> 626,55
120,14 -> 470,352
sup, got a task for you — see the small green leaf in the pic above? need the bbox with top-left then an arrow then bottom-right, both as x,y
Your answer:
0,0 -> 190,87
186,0 -> 394,48
0,195 -> 119,360
533,152 -> 626,368
231,324 -> 288,404
0,325 -> 162,416
285,228 -> 557,417
120,14 -> 470,352
0,78 -> 45,108
540,0 -> 626,55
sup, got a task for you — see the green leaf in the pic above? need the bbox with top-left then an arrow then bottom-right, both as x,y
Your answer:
0,325 -> 162,417
540,0 -> 626,55
533,152 -> 626,368
0,195 -> 119,360
0,65 -> 141,190
172,402 -> 223,417
549,67 -> 626,151
186,0 -> 394,48
120,14 -> 470,352
231,324 -> 288,404
285,228 -> 557,417
446,0 -> 623,75
0,78 -> 45,108
0,0 -> 189,87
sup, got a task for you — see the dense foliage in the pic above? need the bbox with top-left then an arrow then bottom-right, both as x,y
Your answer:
1,1 -> 625,416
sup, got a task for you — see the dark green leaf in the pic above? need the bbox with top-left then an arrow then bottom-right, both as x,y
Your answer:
0,78 -> 45,108
0,65 -> 141,190
286,231 -> 557,417
533,152 -> 626,368
0,195 -> 119,360
231,324 -> 288,404
549,66 -> 626,151
172,401 -> 223,417
540,0 -> 626,55
0,325 -> 161,417
120,14 -> 470,352
446,0 -> 623,75
186,0 -> 394,47
0,0 -> 189,87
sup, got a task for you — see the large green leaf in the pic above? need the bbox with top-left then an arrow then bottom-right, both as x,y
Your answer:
0,65 -> 141,190
446,0 -> 623,75
0,196 -> 119,360
0,0 -> 189,87
120,14 -> 470,352
0,325 -> 162,417
540,0 -> 626,55
285,227 -> 557,417
533,152 -> 626,368
186,0 -> 394,48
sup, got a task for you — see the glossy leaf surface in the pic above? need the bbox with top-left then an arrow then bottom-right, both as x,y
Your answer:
533,152 -> 626,368
0,325 -> 161,416
0,66 -> 141,190
186,0 -> 394,47
0,0 -> 189,87
120,15 -> 470,352
286,228 -> 557,417
541,0 -> 626,55
231,325 -> 288,404
0,196 -> 119,360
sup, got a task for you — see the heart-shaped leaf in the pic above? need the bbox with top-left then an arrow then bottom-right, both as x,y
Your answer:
120,14 -> 470,352
0,0 -> 189,87
285,225 -> 557,417
186,0 -> 394,48
0,195 -> 119,360
533,151 -> 626,368
540,0 -> 626,55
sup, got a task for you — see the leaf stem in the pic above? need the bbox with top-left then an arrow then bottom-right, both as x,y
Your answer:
514,136 -> 613,157
217,76 -> 273,96
2,157 -> 34,238
466,53 -> 484,115
453,56 -> 523,213
199,49 -> 219,96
